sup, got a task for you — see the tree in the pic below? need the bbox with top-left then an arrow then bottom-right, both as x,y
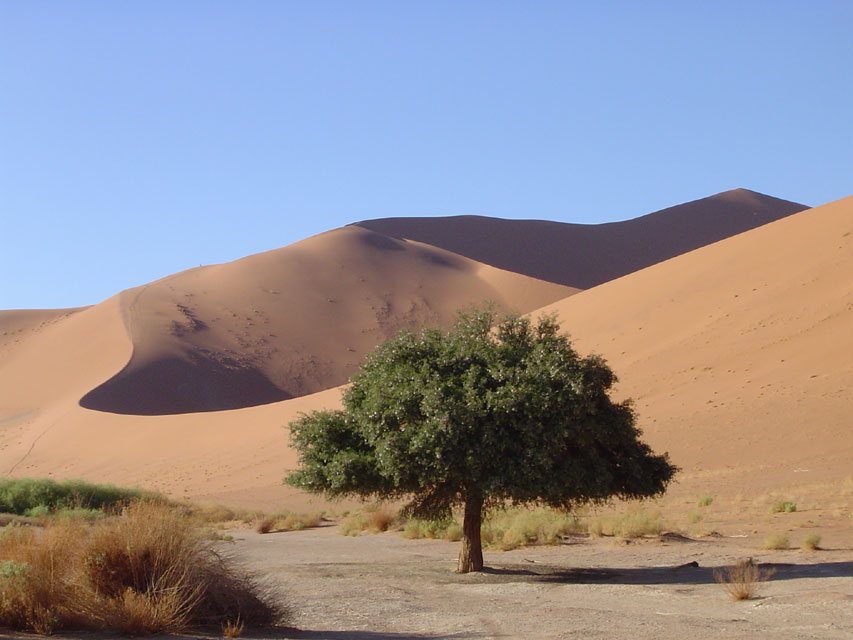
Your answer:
285,306 -> 677,573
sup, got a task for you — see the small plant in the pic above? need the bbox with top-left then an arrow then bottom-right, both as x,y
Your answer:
771,500 -> 797,513
255,518 -> 275,534
697,496 -> 713,507
339,506 -> 396,535
762,532 -> 790,550
222,615 -> 245,637
714,558 -> 776,600
688,513 -> 703,524
802,533 -> 821,550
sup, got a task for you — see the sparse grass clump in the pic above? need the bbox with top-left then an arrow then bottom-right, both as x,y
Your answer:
0,478 -> 158,516
762,532 -> 790,550
802,533 -> 821,550
339,505 -> 397,536
714,558 -> 775,600
400,518 -> 459,541
0,501 -> 285,634
254,511 -> 324,534
481,508 -> 585,550
585,511 -> 664,539
771,500 -> 797,513
697,496 -> 713,507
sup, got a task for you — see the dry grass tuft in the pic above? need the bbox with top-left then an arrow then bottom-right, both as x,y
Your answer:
802,533 -> 821,550
340,506 -> 398,536
584,511 -> 664,539
222,615 -> 245,637
256,518 -> 275,534
367,509 -> 395,532
481,508 -> 585,550
714,558 -> 776,600
762,532 -> 790,550
0,501 -> 285,634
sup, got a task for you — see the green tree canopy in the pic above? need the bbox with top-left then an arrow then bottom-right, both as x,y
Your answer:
285,306 -> 677,572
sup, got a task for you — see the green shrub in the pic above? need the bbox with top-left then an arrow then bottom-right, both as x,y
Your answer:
771,500 -> 797,513
0,478 -> 157,515
697,496 -> 713,507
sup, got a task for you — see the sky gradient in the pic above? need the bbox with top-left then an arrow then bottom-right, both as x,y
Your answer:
2,2 -> 851,309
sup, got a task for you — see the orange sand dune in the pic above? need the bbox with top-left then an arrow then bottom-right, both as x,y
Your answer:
0,226 -> 573,504
355,188 -> 808,288
76,226 -> 575,415
534,195 -> 852,492
0,193 -> 847,510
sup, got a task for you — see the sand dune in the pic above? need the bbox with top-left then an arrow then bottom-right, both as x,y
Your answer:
0,192 -> 847,510
355,188 -> 808,288
76,226 -> 575,415
533,195 -> 852,493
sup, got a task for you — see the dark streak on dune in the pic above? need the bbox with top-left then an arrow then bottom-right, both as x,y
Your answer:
354,189 -> 809,289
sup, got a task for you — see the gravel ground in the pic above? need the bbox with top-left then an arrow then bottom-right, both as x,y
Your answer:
223,524 -> 853,640
8,524 -> 852,640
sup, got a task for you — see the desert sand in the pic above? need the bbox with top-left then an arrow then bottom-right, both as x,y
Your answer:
0,191 -> 849,516
1,190 -> 851,639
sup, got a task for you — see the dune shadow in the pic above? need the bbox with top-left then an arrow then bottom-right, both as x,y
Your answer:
477,561 -> 853,586
80,353 -> 291,415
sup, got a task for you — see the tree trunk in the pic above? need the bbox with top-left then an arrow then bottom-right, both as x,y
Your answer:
457,491 -> 484,573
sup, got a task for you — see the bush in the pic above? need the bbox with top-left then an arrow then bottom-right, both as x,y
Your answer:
763,532 -> 790,550
802,533 -> 821,550
771,500 -> 797,513
697,496 -> 713,507
256,518 -> 275,534
0,501 -> 285,634
714,558 -> 775,600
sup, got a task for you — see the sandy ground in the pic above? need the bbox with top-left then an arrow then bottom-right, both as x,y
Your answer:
10,521 -> 851,640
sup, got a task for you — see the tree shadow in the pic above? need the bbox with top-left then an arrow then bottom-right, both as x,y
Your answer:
264,631 -> 487,639
477,561 -> 853,586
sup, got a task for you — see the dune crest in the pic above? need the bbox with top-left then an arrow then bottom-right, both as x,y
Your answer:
355,188 -> 808,288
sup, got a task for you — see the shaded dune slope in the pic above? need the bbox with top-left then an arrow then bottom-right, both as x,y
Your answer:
355,189 -> 808,288
79,226 -> 576,415
533,195 -> 852,487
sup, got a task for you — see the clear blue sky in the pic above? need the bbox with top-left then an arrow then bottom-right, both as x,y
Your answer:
2,2 -> 851,310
